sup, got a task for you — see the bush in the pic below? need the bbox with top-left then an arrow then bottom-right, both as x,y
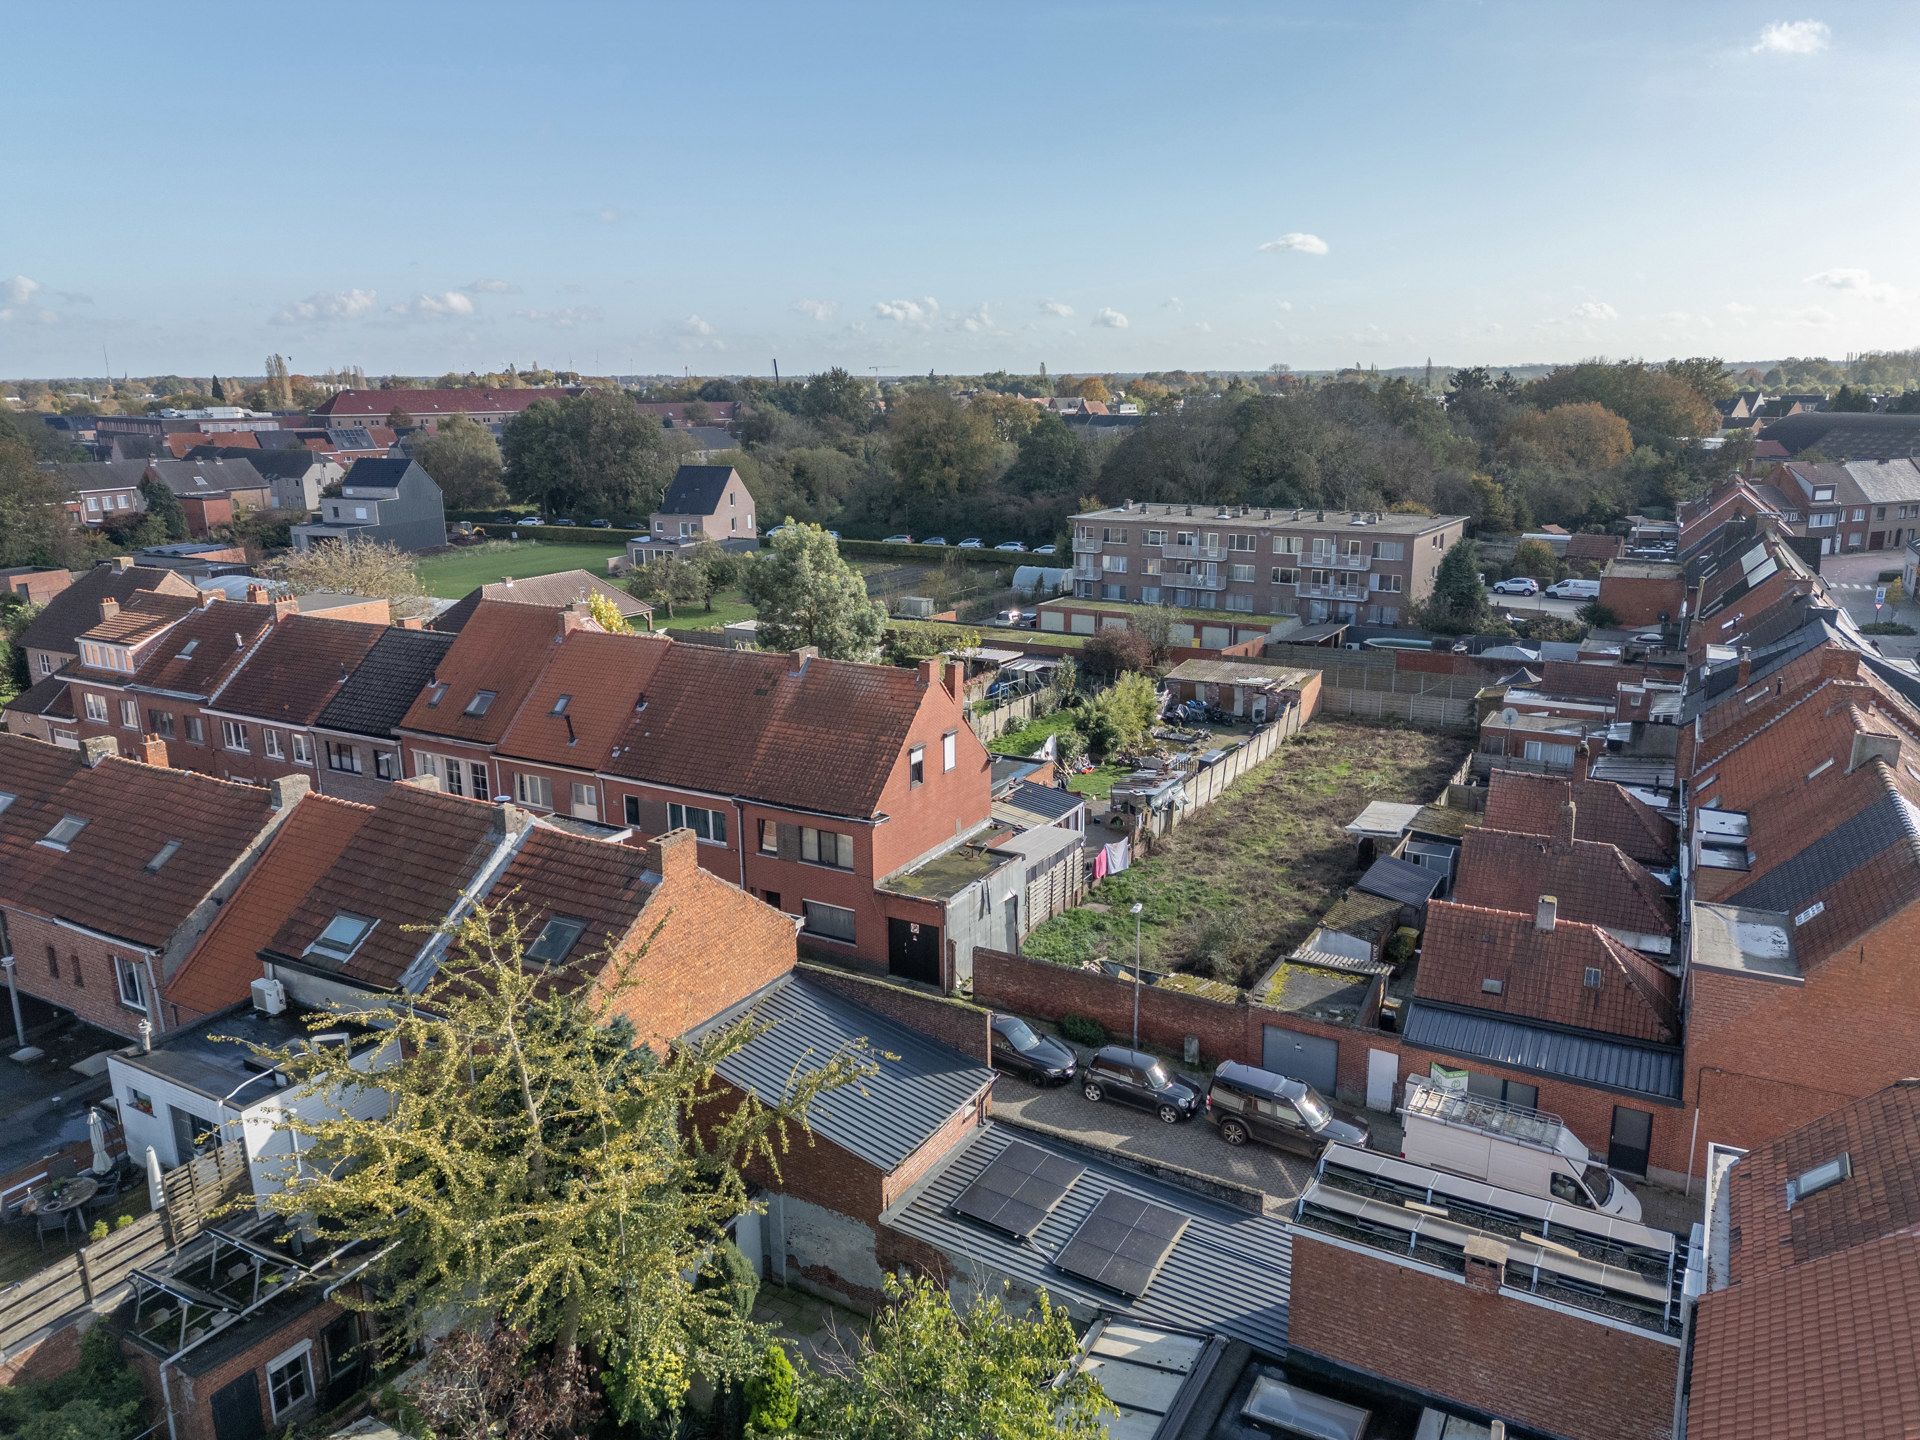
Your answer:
1081,626 -> 1153,679
1576,600 -> 1618,628
1861,621 -> 1917,636
1058,1014 -> 1106,1047
696,1237 -> 760,1321
0,1326 -> 146,1440
743,1342 -> 799,1437
1385,926 -> 1419,969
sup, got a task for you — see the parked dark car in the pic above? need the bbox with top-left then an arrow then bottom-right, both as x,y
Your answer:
1081,1046 -> 1202,1124
551,517 -> 577,527
588,518 -> 612,528
1205,1060 -> 1370,1155
989,1015 -> 1076,1086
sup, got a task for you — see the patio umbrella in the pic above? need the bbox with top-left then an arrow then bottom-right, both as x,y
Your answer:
87,1107 -> 112,1177
146,1146 -> 166,1210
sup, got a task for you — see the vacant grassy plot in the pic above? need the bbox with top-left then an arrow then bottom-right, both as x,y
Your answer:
1023,720 -> 1470,981
416,540 -> 626,597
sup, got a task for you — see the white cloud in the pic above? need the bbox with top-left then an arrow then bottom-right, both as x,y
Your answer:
1039,299 -> 1074,318
1570,300 -> 1619,322
680,314 -> 715,336
393,290 -> 476,319
1793,305 -> 1838,326
1660,310 -> 1715,331
1257,232 -> 1329,256
874,297 -> 940,326
513,306 -> 601,327
1724,301 -> 1757,316
1753,19 -> 1829,55
1273,299 -> 1294,313
596,206 -> 623,224
792,298 -> 836,321
1163,296 -> 1185,312
3,274 -> 43,306
464,277 -> 516,294
1092,307 -> 1129,329
0,274 -> 55,324
951,302 -> 997,334
1804,267 -> 1911,302
272,288 -> 378,324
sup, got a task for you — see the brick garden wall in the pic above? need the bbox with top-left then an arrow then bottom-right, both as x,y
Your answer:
798,963 -> 994,1064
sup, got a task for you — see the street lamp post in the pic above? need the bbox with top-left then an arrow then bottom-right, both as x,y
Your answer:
1129,902 -> 1145,1049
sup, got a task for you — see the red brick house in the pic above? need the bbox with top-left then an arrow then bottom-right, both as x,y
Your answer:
0,734 -> 303,1045
200,613 -> 388,784
1481,769 -> 1676,868
1452,811 -> 1676,958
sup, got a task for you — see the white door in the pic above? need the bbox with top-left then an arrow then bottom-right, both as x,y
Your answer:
1366,1049 -> 1399,1112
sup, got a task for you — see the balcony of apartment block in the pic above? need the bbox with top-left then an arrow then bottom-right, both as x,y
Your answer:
1163,571 -> 1228,591
1297,552 -> 1372,572
1071,535 -> 1105,554
1072,561 -> 1103,581
1160,540 -> 1224,561
1297,581 -> 1367,601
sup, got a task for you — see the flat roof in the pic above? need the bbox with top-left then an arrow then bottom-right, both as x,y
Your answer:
1038,596 -> 1292,629
1690,901 -> 1799,980
880,830 -> 1020,900
118,1006 -> 354,1107
1074,503 -> 1461,535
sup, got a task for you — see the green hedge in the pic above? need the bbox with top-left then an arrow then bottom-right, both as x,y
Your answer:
835,538 -> 1023,567
482,523 -> 647,543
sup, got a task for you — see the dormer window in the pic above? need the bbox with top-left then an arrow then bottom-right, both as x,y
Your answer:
465,690 -> 497,717
41,815 -> 87,850
1786,1153 -> 1850,1208
525,916 -> 588,968
307,913 -> 375,964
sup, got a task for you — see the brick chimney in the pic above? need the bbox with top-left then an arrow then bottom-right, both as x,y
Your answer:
1736,646 -> 1752,687
945,659 -> 966,699
789,645 -> 819,675
245,582 -> 271,606
1463,1235 -> 1508,1294
917,657 -> 940,689
136,734 -> 170,767
400,772 -> 445,794
1535,894 -> 1558,932
1568,741 -> 1591,781
1555,797 -> 1577,848
646,827 -> 698,885
79,736 -> 118,768
560,601 -> 595,636
109,555 -> 133,572
98,597 -> 120,622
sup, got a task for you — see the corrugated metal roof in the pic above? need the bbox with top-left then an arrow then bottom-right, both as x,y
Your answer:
999,780 -> 1085,824
882,1123 -> 1292,1356
1401,1001 -> 1683,1099
1357,855 -> 1442,907
693,974 -> 993,1172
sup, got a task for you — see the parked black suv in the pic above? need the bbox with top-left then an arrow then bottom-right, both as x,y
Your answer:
1205,1060 -> 1371,1156
989,1015 -> 1077,1086
1081,1046 -> 1203,1124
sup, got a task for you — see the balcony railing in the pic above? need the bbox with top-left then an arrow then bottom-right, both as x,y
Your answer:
1297,552 -> 1371,571
1298,582 -> 1366,600
1161,541 -> 1224,561
1165,572 -> 1227,591
1072,536 -> 1104,553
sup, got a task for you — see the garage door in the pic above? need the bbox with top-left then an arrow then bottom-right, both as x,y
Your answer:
1262,1026 -> 1339,1095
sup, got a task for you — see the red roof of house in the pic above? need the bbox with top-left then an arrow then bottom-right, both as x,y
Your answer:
1687,1081 -> 1920,1440
18,562 -> 200,660
493,630 -> 673,769
209,613 -> 388,725
317,387 -> 576,420
397,601 -> 574,745
126,599 -> 276,699
164,793 -> 372,1015
1414,900 -> 1678,1043
1535,659 -> 1645,703
76,590 -> 199,650
0,733 -> 278,951
482,825 -> 660,972
165,431 -> 258,457
604,645 -> 932,818
1482,770 -> 1676,866
1564,532 -> 1623,562
1453,822 -> 1675,941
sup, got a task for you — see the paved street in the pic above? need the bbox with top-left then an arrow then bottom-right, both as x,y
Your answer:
1820,551 -> 1920,661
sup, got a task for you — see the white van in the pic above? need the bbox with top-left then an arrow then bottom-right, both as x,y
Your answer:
1545,578 -> 1601,600
1397,1079 -> 1641,1221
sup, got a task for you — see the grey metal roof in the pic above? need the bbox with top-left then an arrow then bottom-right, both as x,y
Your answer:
1729,786 -> 1920,925
883,1122 -> 1292,1355
312,626 -> 454,737
1356,855 -> 1441,908
692,974 -> 993,1173
1401,1001 -> 1683,1099
1002,780 -> 1084,824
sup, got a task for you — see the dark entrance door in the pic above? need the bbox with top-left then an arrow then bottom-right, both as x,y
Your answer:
1608,1105 -> 1653,1177
210,1372 -> 264,1440
888,917 -> 942,986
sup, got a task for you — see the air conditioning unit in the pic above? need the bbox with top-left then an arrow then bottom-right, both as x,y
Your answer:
250,976 -> 287,1016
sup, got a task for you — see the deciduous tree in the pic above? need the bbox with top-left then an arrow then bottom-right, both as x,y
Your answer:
274,536 -> 425,617
412,414 -> 508,508
739,522 -> 885,659
504,391 -> 678,522
137,477 -> 189,542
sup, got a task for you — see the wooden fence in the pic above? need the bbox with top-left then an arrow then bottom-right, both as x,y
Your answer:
967,684 -> 1063,741
0,1143 -> 250,1359
1123,705 -> 1301,843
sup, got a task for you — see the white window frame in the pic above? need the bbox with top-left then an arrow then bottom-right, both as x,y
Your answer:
265,1341 -> 315,1423
668,801 -> 728,844
515,772 -> 554,809
942,730 -> 957,772
84,692 -> 108,724
114,956 -> 146,1013
570,781 -> 598,820
222,720 -> 249,753
799,826 -> 853,871
263,729 -> 284,760
291,733 -> 311,765
185,715 -> 204,745
117,698 -> 137,730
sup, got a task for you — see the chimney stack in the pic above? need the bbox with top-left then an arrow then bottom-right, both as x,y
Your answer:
945,659 -> 966,700
137,734 -> 169,768
1535,894 -> 1558,933
1568,741 -> 1592,782
1736,645 -> 1752,687
268,774 -> 311,810
245,582 -> 271,606
559,601 -> 595,636
1555,798 -> 1578,847
646,827 -> 699,885
98,597 -> 120,622
1462,1235 -> 1508,1294
110,555 -> 133,572
79,735 -> 117,768
198,588 -> 218,608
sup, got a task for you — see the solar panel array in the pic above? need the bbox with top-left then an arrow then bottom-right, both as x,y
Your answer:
951,1140 -> 1086,1239
1054,1192 -> 1190,1298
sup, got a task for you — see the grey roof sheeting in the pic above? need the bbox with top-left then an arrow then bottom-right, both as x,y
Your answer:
882,1123 -> 1292,1356
313,626 -> 454,737
1401,1001 -> 1683,1099
1729,787 -> 1920,922
1356,854 -> 1442,908
692,974 -> 993,1173
659,464 -> 738,515
1003,780 -> 1085,824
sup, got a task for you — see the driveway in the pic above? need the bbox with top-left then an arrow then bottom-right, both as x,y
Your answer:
1485,588 -> 1584,621
989,1071 -> 1318,1206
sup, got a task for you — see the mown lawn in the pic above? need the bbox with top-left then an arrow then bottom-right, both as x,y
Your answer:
653,590 -> 758,632
416,540 -> 627,598
1023,720 -> 1471,981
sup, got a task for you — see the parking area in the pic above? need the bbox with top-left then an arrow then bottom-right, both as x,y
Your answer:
1484,587 -> 1583,621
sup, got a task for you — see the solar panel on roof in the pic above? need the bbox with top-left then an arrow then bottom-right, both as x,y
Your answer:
1054,1192 -> 1189,1298
951,1140 -> 1085,1239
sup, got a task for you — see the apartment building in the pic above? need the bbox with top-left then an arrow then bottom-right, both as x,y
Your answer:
1069,501 -> 1465,626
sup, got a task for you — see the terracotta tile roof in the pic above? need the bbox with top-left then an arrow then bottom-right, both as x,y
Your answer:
1454,825 -> 1675,941
0,733 -> 277,950
1535,658 -> 1644,702
312,627 -> 453,737
1482,771 -> 1676,866
209,614 -> 387,725
397,601 -> 570,745
431,569 -> 651,634
164,430 -> 257,457
126,600 -> 275,699
494,630 -> 673,768
317,387 -> 576,419
164,794 -> 372,1015
604,645 -> 929,818
76,590 -> 199,648
1687,1082 -> 1920,1440
264,781 -> 510,991
1414,900 -> 1679,1043
483,824 -> 659,972
4,671 -> 74,720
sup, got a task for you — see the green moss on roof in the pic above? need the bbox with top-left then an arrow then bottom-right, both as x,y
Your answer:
1155,973 -> 1241,1003
1319,887 -> 1402,939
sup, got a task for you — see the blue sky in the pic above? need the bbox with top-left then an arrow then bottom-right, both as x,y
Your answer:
3,2 -> 1916,378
